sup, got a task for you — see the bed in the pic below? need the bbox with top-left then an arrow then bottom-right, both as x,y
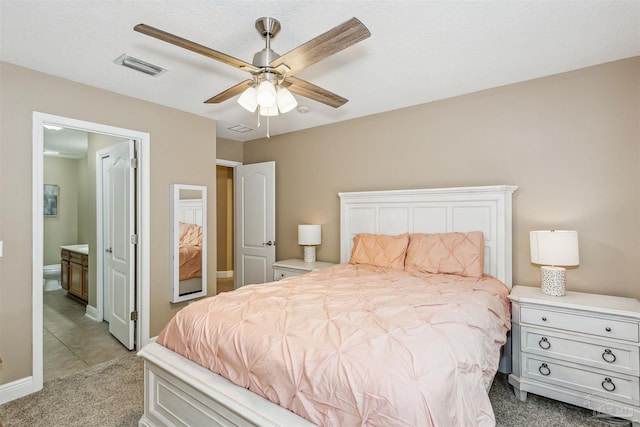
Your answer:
139,185 -> 517,427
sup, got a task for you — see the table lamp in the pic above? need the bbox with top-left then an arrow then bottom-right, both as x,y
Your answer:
530,230 -> 579,296
298,224 -> 321,263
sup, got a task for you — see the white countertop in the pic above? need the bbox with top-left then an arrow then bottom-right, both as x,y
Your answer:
61,244 -> 89,255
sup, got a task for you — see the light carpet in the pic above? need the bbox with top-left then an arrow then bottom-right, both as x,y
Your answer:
0,352 -> 632,426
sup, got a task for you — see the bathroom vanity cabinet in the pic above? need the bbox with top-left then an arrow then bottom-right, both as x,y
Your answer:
61,247 -> 88,303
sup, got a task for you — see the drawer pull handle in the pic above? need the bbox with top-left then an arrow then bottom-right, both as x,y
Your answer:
605,327 -> 612,332
538,337 -> 551,350
601,377 -> 616,392
541,316 -> 547,322
602,349 -> 617,363
538,363 -> 551,376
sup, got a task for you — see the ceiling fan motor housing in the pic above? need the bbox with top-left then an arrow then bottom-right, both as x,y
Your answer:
253,17 -> 281,70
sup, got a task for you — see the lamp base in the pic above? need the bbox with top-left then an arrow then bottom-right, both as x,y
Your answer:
303,246 -> 316,263
540,266 -> 566,296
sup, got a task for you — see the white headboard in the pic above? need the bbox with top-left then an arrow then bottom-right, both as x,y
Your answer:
178,199 -> 203,226
339,185 -> 518,288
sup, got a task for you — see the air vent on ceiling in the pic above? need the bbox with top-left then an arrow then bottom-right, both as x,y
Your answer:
228,124 -> 254,133
115,54 -> 166,76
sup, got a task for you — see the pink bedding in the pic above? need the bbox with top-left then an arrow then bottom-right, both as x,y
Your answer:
157,263 -> 510,426
178,244 -> 202,281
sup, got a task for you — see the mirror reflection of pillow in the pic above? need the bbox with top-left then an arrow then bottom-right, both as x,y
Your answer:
179,222 -> 202,246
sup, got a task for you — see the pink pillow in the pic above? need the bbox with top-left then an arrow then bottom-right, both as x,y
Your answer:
405,231 -> 484,278
349,233 -> 409,270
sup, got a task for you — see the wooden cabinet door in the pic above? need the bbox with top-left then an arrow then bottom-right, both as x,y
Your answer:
61,259 -> 70,290
69,262 -> 83,299
82,259 -> 88,301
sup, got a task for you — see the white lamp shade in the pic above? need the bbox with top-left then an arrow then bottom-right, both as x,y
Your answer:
276,86 -> 297,113
259,104 -> 279,116
237,86 -> 258,112
530,230 -> 579,266
298,224 -> 321,245
256,80 -> 277,107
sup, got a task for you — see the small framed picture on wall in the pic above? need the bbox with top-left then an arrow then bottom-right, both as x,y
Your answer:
44,184 -> 59,216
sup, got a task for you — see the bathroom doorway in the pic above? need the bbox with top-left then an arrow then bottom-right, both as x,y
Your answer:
43,128 -> 133,380
32,112 -> 151,390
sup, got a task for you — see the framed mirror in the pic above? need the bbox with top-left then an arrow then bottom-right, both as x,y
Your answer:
170,184 -> 207,303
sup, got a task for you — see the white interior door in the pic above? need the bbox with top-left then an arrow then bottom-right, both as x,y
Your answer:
101,155 -> 113,323
234,161 -> 275,287
104,140 -> 136,349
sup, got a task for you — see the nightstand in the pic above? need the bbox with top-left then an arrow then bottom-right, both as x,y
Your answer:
272,259 -> 336,281
509,285 -> 640,426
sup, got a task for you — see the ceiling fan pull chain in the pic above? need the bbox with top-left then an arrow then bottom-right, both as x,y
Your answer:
267,115 -> 270,138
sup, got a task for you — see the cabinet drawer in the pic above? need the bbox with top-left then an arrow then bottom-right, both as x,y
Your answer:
273,268 -> 302,281
521,306 -> 639,343
69,251 -> 84,265
522,326 -> 639,376
522,354 -> 640,406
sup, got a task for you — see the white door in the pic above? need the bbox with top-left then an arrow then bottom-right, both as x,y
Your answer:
101,155 -> 112,323
234,161 -> 276,287
103,140 -> 136,349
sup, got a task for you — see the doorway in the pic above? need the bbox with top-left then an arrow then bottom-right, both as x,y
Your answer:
216,164 -> 235,293
31,112 -> 151,394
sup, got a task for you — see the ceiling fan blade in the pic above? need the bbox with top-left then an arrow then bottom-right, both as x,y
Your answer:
204,80 -> 253,104
270,18 -> 370,75
134,24 -> 260,73
284,76 -> 348,108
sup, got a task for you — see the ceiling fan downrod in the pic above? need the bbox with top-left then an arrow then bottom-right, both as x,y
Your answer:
252,17 -> 281,68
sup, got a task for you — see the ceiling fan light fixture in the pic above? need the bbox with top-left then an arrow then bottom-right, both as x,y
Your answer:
259,104 -> 279,117
276,86 -> 297,113
256,80 -> 277,107
237,86 -> 258,112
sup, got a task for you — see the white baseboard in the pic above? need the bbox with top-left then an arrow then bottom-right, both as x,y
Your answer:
85,304 -> 98,321
0,376 -> 39,404
216,270 -> 233,278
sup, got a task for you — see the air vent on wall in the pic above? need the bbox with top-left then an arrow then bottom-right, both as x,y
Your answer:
115,54 -> 166,76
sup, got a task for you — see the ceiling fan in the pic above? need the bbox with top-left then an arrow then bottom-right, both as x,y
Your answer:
134,17 -> 371,116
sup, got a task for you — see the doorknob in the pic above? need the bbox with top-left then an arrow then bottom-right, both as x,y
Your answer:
263,241 -> 275,246
105,247 -> 113,253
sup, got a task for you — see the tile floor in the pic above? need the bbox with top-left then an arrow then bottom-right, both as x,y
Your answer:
43,277 -> 235,382
43,289 -> 132,382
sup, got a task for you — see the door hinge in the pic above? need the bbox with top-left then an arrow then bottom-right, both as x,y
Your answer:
130,311 -> 138,321
130,158 -> 138,169
130,234 -> 138,244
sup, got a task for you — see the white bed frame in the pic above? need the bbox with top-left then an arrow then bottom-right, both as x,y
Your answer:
138,185 -> 517,427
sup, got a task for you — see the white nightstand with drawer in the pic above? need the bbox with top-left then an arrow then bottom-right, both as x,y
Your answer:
272,259 -> 336,281
509,285 -> 640,426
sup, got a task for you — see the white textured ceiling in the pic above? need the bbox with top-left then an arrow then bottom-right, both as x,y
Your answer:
1,1 -> 639,142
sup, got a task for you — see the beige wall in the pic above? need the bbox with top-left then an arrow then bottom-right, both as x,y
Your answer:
43,157 -> 83,265
0,62 -> 217,384
217,137 -> 243,163
244,57 -> 640,300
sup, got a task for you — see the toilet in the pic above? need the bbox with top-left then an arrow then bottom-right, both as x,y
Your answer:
43,264 -> 62,291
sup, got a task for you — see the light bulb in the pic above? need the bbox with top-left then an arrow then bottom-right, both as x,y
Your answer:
256,81 -> 276,107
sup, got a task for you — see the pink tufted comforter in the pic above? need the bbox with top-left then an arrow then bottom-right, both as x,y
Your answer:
157,263 -> 510,426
